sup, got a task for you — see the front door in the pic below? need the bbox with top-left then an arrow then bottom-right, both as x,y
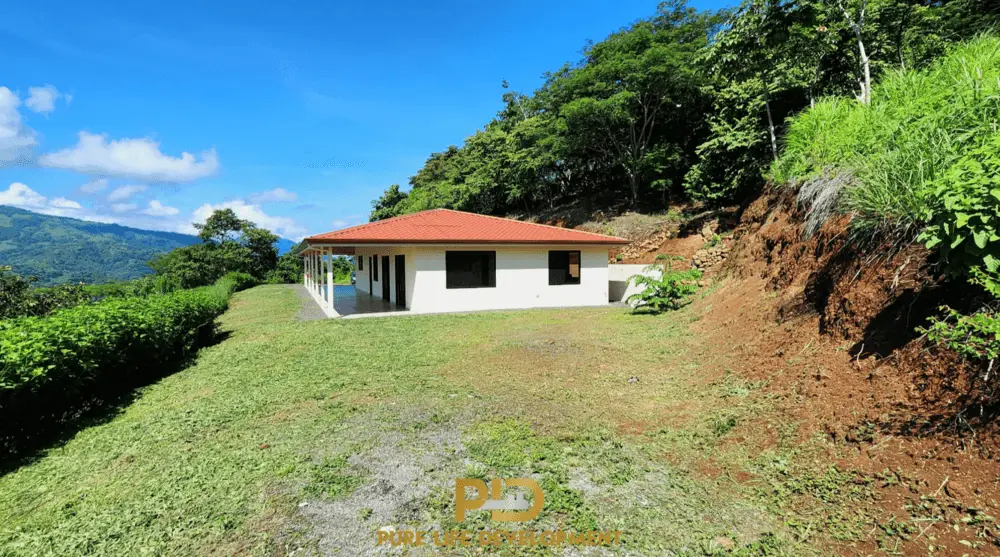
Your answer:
394,254 -> 406,308
368,256 -> 373,294
381,255 -> 390,301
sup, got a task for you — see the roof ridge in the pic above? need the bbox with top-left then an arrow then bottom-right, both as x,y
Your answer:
435,208 -> 627,241
307,208 -> 445,239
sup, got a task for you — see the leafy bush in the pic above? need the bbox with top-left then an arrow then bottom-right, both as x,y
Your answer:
0,266 -> 91,320
218,271 -> 258,292
920,269 -> 1000,369
82,274 -> 184,299
772,35 -> 1000,245
626,256 -> 702,313
917,137 -> 1000,276
922,307 -> 1000,367
0,277 -> 237,453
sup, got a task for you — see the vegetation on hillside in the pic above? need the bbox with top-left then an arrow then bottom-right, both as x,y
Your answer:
369,0 -> 998,220
773,35 -> 1000,371
0,273 -> 246,456
0,206 -> 199,285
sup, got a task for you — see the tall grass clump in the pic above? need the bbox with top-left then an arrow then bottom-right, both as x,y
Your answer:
772,35 -> 1000,248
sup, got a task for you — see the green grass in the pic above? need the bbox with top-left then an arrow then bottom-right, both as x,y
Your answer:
0,285 -> 867,556
771,34 -> 1000,242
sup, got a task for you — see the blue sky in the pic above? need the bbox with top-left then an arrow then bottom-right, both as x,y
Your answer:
0,0 -> 730,240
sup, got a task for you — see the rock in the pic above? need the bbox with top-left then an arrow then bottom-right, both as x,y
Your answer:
946,480 -> 969,500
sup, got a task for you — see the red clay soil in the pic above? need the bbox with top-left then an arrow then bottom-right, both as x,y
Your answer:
690,188 -> 1000,556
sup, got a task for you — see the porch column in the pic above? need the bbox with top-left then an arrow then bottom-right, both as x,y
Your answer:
325,248 -> 334,315
303,250 -> 308,287
306,251 -> 311,290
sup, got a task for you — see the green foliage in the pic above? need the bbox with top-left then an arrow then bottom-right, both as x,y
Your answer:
369,184 -> 408,221
921,269 -> 1000,366
0,266 -> 90,320
774,35 -> 1000,247
0,206 -> 199,286
626,257 -> 702,313
265,251 -> 305,284
150,209 -> 280,288
219,271 -> 258,292
368,1 -> 994,216
922,306 -> 1000,365
82,274 -> 184,299
917,136 -> 1000,276
0,276 -> 237,453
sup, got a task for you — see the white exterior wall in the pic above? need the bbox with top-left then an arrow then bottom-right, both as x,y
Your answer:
350,244 -> 609,314
608,264 -> 662,303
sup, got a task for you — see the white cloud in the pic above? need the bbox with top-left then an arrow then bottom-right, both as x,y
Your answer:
107,184 -> 147,201
0,182 -> 84,216
24,85 -> 62,114
79,178 -> 108,193
50,197 -> 82,210
331,219 -> 348,228
0,87 -> 38,164
193,200 -> 307,240
39,132 -> 219,182
248,187 -> 297,203
142,200 -> 179,216
111,203 -> 138,213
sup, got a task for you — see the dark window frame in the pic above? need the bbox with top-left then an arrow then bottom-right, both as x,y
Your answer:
358,255 -> 363,271
445,251 -> 497,289
372,256 -> 378,281
548,250 -> 581,286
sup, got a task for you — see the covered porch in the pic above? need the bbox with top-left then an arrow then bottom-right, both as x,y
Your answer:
300,246 -> 407,318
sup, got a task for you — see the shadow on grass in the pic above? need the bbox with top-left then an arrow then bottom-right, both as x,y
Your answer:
0,329 -> 231,477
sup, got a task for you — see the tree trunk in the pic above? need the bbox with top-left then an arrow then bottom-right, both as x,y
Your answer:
763,84 -> 779,162
627,172 -> 639,209
857,33 -> 872,104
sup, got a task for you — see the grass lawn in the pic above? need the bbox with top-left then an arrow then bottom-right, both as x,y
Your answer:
0,285 -> 862,556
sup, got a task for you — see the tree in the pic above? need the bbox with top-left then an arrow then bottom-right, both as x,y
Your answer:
370,184 -> 409,221
150,209 -> 280,286
831,0 -> 872,104
559,1 -> 718,208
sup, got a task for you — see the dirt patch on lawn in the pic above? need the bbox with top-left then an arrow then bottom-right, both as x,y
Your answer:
687,186 -> 1000,555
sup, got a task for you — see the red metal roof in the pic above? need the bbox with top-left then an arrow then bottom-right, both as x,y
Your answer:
304,209 -> 629,246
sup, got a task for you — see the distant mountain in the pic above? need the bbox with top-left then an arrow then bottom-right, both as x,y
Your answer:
0,206 -> 201,285
276,238 -> 298,255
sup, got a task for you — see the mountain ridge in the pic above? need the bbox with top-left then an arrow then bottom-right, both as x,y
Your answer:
0,206 -> 297,285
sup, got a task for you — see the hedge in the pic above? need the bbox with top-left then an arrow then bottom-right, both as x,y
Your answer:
0,277 -> 239,455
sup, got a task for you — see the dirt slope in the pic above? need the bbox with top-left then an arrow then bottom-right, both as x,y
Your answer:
681,188 -> 1000,555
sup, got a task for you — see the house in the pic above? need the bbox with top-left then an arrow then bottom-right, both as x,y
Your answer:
299,208 -> 629,317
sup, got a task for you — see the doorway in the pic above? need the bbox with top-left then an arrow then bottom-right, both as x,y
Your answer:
381,256 -> 390,301
394,254 -> 405,308
368,256 -> 373,294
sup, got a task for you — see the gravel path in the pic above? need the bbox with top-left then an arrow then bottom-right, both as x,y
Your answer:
291,284 -> 329,322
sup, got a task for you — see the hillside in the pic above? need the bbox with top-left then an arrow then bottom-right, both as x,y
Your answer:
0,206 -> 200,285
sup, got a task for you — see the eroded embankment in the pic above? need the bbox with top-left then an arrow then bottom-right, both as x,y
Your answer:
691,187 -> 1000,554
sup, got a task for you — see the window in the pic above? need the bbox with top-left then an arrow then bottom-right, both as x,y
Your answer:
548,250 -> 581,285
358,255 -> 363,271
446,251 -> 496,289
372,256 -> 378,281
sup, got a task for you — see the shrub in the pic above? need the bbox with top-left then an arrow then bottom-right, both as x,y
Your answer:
917,137 -> 1000,277
0,278 -> 236,454
626,256 -> 702,313
83,274 -> 184,299
0,267 -> 91,320
218,271 -> 258,292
